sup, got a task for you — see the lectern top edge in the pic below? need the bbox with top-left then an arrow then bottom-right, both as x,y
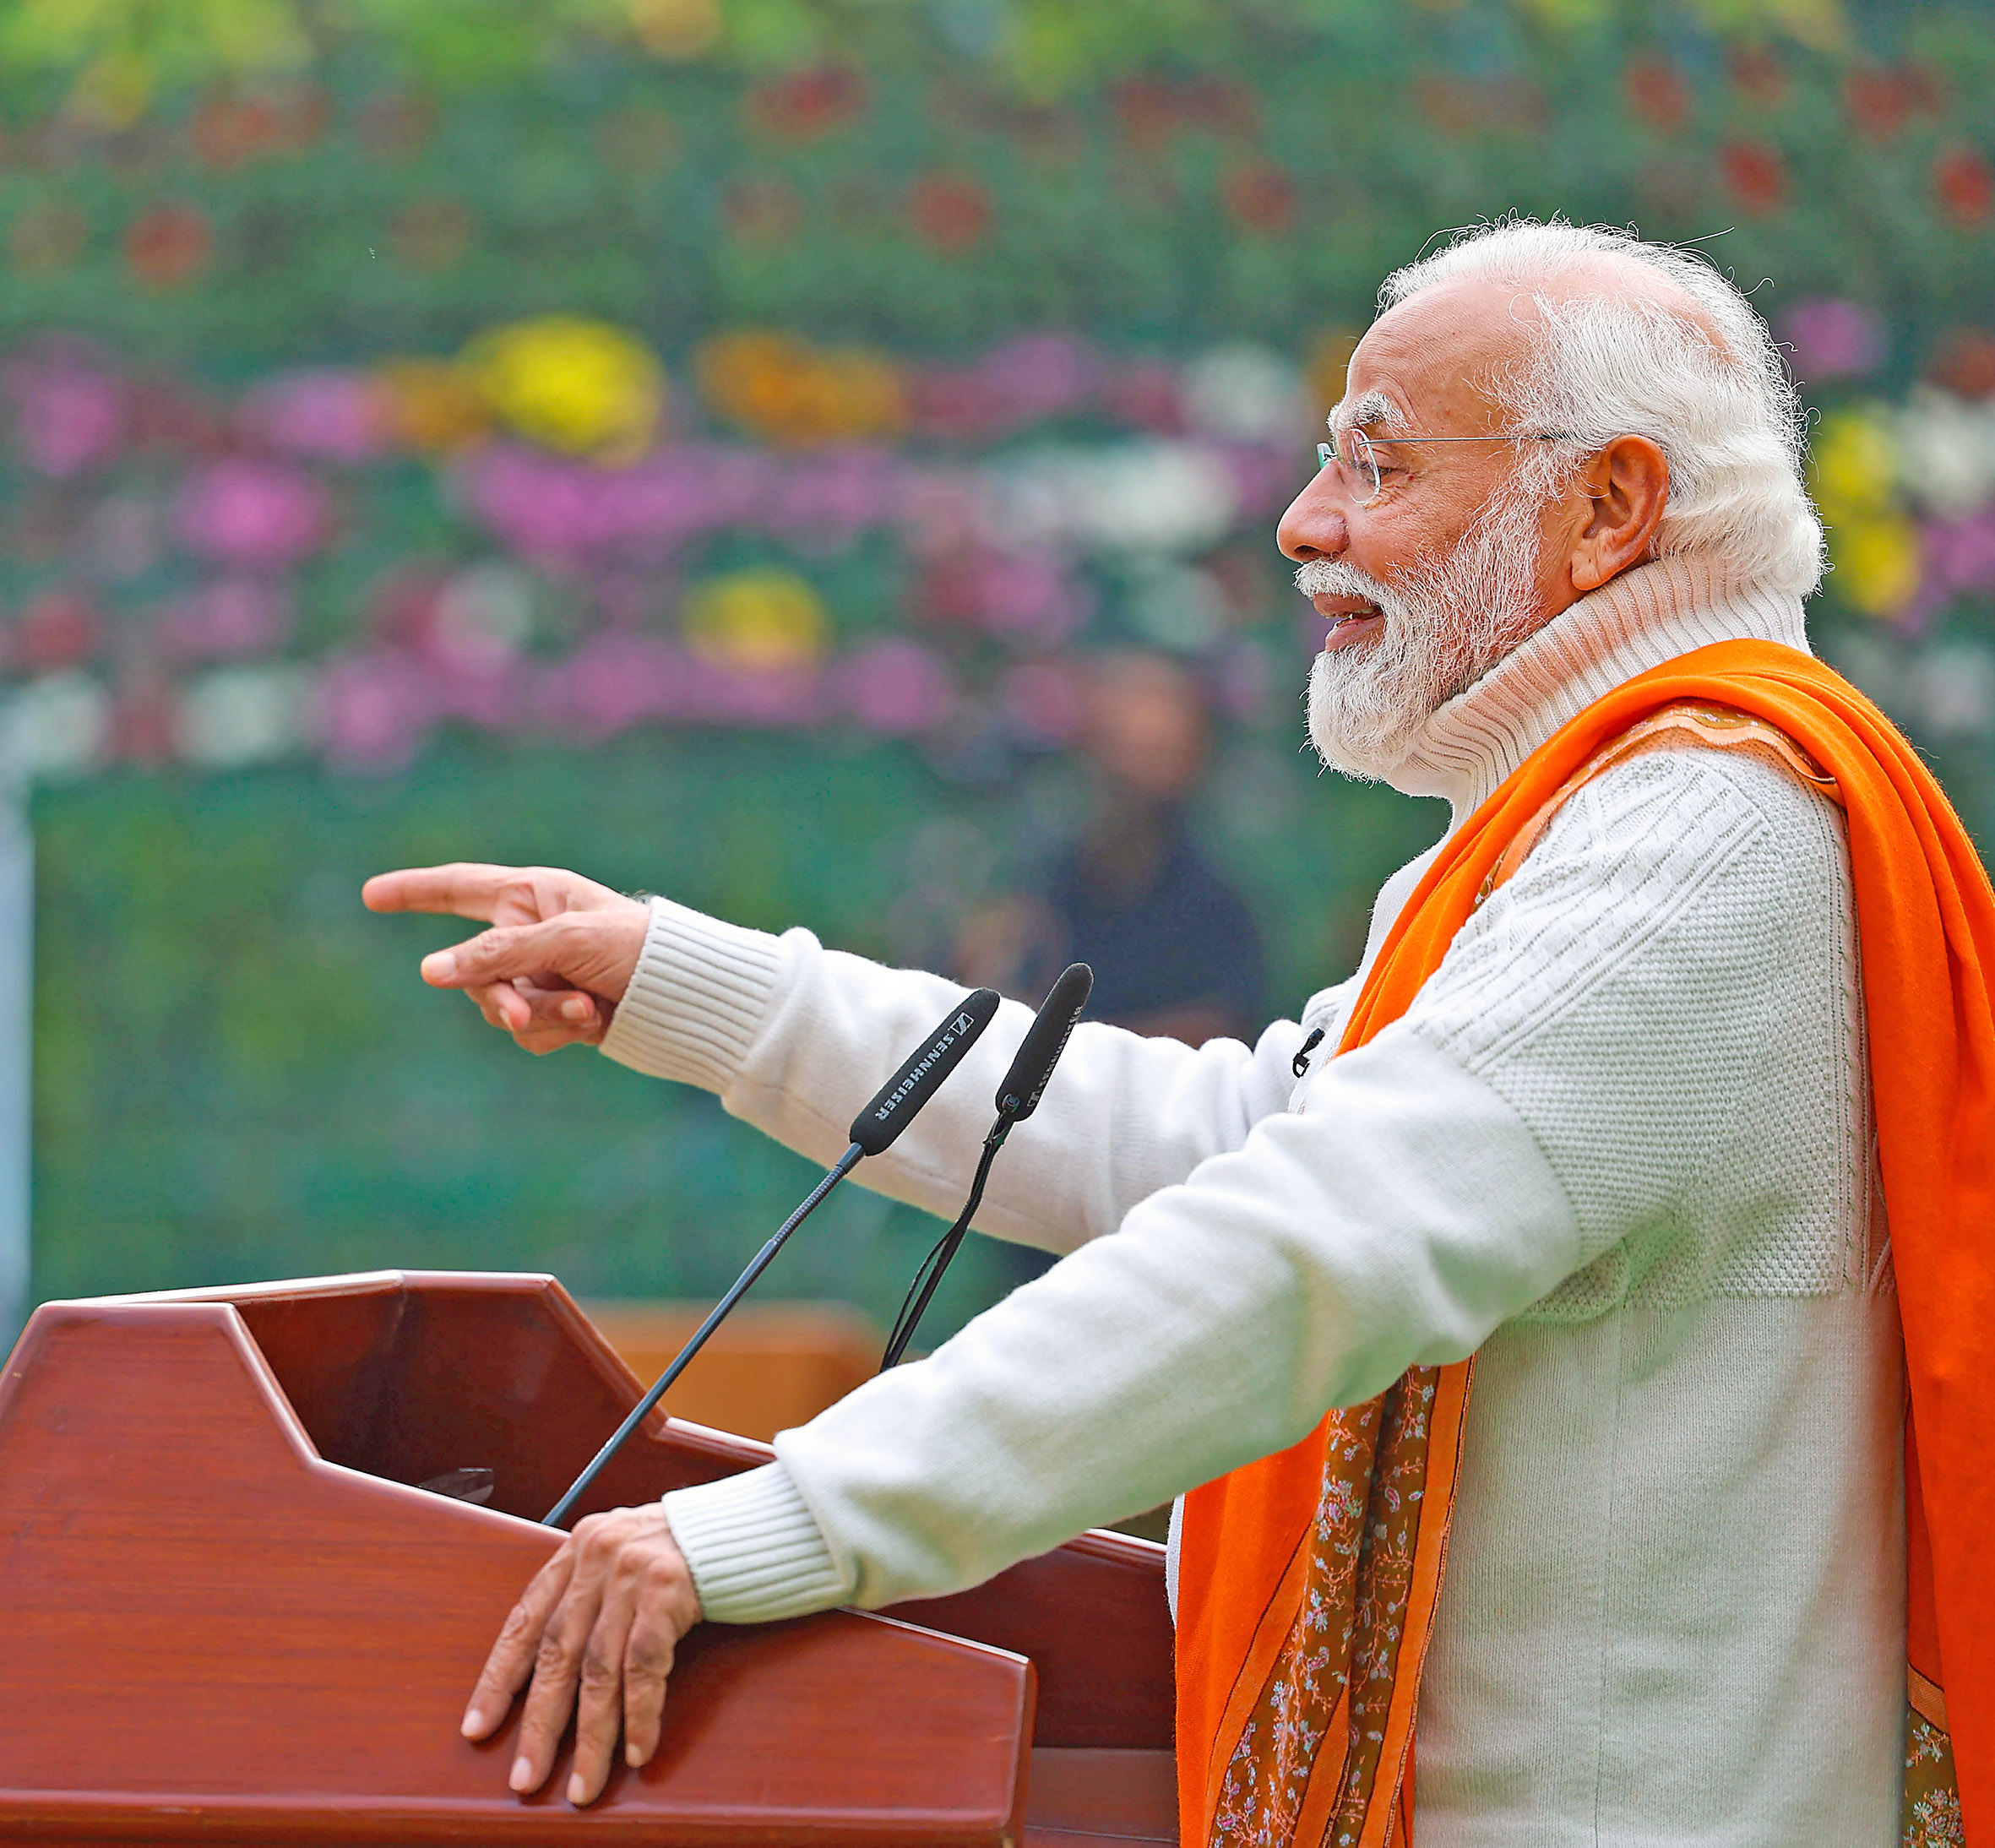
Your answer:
43,1267 -> 563,1309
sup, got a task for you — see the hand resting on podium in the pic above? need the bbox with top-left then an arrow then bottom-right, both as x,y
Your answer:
361,861 -> 648,1054
459,1503 -> 706,1806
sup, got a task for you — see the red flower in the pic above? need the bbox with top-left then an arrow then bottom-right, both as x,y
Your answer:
1927,329 -> 1995,399
1933,147 -> 1994,229
11,590 -> 98,673
1625,57 -> 1690,133
744,65 -> 867,144
1221,162 -> 1295,235
190,92 -> 291,169
1109,75 -> 1258,149
908,174 -> 992,254
1844,65 -> 1943,143
1720,141 -> 1787,215
125,203 -> 212,288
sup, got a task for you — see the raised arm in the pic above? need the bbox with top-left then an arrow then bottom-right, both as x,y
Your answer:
603,895 -> 1306,1252
362,865 -> 1309,1254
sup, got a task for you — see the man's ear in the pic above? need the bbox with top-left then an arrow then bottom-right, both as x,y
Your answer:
1566,435 -> 1670,595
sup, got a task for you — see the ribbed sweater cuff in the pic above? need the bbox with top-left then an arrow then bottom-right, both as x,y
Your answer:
598,896 -> 785,1092
662,1463 -> 854,1624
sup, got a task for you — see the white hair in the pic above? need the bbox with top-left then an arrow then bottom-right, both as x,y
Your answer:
1378,218 -> 1824,597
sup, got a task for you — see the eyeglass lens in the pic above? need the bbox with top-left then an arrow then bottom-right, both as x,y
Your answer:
1316,431 -> 1379,502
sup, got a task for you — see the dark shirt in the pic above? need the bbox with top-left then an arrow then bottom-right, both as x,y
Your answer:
1040,813 -> 1265,1035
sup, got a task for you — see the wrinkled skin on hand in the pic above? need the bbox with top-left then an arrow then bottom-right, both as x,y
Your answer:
459,1505 -> 704,1806
362,862 -> 650,1056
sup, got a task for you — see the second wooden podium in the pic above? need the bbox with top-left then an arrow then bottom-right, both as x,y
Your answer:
0,1270 -> 1177,1846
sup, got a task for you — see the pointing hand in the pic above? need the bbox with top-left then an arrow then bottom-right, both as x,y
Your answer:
362,862 -> 649,1054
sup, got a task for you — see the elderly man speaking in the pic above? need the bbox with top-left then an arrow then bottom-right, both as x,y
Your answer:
365,220 -> 1995,1845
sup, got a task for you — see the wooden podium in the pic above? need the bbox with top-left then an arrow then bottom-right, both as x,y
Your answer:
0,1271 -> 1176,1846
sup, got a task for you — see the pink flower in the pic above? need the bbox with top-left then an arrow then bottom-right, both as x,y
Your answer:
1223,438 -> 1311,520
974,552 -> 1094,646
765,445 -> 900,549
1922,510 -> 1995,593
980,334 -> 1099,421
159,577 -> 293,659
910,368 -> 1010,443
462,445 -> 773,561
557,633 -> 693,736
176,457 -> 332,568
311,649 -> 435,771
459,448 -> 611,558
239,370 -> 391,463
837,639 -> 954,733
683,662 -> 824,727
7,359 -> 127,476
1780,299 -> 1884,381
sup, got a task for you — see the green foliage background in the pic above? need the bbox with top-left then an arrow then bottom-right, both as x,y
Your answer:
8,0 -> 1995,1336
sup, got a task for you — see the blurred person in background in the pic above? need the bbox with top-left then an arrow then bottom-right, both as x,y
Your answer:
366,220 -> 1995,1844
959,650 -> 1264,1047
959,648 -> 1264,1307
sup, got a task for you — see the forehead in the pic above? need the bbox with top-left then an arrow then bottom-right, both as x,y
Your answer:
1338,276 -> 1536,433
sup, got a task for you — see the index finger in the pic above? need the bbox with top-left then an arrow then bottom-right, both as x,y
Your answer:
363,864 -> 523,922
462,1545 -> 577,1742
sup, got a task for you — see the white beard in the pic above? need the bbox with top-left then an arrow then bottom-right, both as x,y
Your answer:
1301,485 -> 1552,782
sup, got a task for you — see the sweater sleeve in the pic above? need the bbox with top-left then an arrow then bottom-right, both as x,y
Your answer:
660,747 -> 1847,1620
601,895 -> 1307,1254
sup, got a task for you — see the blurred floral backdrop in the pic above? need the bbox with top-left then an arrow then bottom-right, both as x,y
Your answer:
4,0 -> 1992,1334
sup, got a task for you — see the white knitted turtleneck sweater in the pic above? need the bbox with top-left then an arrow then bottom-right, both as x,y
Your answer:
602,557 -> 1905,1845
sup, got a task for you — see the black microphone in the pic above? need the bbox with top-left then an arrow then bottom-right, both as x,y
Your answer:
851,987 -> 1002,1155
881,964 -> 1092,1369
545,988 -> 1001,1528
994,961 -> 1093,1123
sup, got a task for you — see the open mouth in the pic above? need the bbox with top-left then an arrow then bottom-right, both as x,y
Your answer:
1312,593 -> 1384,650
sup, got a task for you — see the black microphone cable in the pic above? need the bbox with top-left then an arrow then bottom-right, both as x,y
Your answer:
545,986 -> 1000,1528
880,963 -> 1092,1371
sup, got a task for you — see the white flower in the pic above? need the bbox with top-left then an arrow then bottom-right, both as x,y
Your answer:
435,561 -> 536,660
0,674 -> 108,781
1893,387 -> 1995,520
176,665 -> 311,768
987,442 -> 1241,555
1906,644 -> 1995,738
1181,345 -> 1310,443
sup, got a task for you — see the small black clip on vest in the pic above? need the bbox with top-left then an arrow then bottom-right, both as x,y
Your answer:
1291,1026 -> 1326,1079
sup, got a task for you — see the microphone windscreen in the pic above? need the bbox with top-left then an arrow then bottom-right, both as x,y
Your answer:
995,962 -> 1093,1123
849,988 -> 1002,1156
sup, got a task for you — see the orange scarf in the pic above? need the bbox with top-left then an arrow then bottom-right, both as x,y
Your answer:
1175,639 -> 1995,1845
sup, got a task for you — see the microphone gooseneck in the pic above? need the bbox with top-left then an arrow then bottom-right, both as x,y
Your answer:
881,965 -> 1092,1371
544,990 -> 1001,1529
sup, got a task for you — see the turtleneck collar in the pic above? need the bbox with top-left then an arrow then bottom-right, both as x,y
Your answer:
1383,554 -> 1813,828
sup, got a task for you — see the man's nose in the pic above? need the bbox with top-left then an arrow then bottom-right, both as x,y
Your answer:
1276,481 -> 1351,563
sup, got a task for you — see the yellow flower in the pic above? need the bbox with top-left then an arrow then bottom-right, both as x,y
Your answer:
682,569 -> 829,671
1828,514 -> 1922,619
1811,407 -> 1900,519
463,316 -> 665,460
